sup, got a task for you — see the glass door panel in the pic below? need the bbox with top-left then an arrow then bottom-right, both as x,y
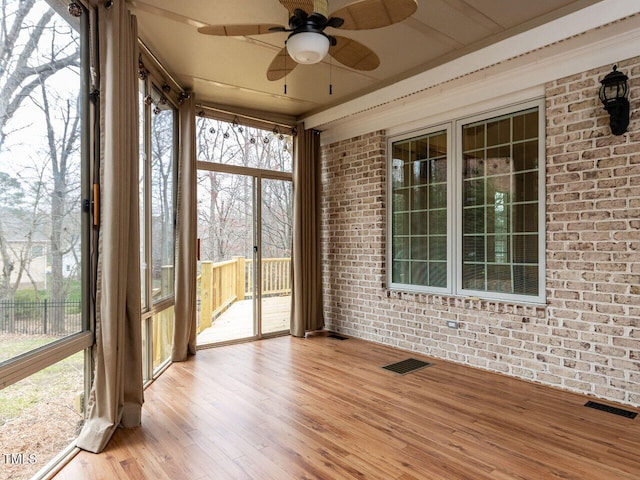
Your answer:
196,171 -> 255,345
260,178 -> 292,335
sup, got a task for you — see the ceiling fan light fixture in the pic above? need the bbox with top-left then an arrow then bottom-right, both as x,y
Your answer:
286,31 -> 330,64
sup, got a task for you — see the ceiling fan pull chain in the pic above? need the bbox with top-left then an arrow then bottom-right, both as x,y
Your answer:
284,50 -> 288,95
329,55 -> 333,95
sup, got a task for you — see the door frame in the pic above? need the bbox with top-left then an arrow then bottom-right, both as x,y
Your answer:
196,161 -> 292,347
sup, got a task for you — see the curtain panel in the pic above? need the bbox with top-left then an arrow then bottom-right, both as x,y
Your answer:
172,94 -> 197,361
291,125 -> 324,337
76,1 -> 143,454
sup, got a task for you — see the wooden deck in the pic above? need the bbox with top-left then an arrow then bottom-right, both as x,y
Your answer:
197,295 -> 291,345
54,334 -> 640,480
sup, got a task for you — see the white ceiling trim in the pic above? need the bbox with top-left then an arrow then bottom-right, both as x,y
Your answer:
303,0 -> 640,142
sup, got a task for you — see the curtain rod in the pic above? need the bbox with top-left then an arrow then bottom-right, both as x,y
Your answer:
138,40 -> 184,94
196,104 -> 295,130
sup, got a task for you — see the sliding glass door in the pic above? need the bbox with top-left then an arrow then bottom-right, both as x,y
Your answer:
196,170 -> 292,345
195,116 -> 293,346
197,171 -> 256,344
260,178 -> 292,335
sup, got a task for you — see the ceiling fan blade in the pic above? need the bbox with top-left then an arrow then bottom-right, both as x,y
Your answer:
278,0 -> 315,15
329,36 -> 379,71
267,47 -> 299,81
330,0 -> 417,30
198,24 -> 285,36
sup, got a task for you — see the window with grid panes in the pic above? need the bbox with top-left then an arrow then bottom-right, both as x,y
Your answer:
390,129 -> 448,289
461,108 -> 540,297
388,102 -> 544,303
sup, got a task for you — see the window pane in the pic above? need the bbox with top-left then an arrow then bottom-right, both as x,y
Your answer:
151,93 -> 176,303
411,262 -> 429,286
429,183 -> 446,208
464,179 -> 484,206
486,148 -> 511,174
196,117 -> 293,172
463,124 -> 484,151
513,110 -> 538,141
0,0 -> 85,359
464,154 -> 485,179
514,171 -> 538,202
486,117 -> 510,147
139,81 -> 148,310
462,263 -> 485,290
393,236 -> 409,260
391,130 -> 448,289
394,188 -> 411,213
413,159 -> 430,186
463,236 -> 485,263
429,236 -> 447,261
513,266 -> 539,295
411,236 -> 428,259
0,352 -> 85,480
429,209 -> 447,235
412,186 -> 428,210
392,260 -> 410,284
513,140 -> 538,171
429,263 -> 447,288
392,212 -> 410,236
152,306 -> 174,372
412,212 -> 428,235
461,108 -> 539,297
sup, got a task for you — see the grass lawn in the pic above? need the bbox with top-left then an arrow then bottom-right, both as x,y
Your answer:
1,335 -> 85,480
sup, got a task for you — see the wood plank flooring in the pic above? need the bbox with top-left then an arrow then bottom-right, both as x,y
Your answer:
196,296 -> 291,345
54,334 -> 640,480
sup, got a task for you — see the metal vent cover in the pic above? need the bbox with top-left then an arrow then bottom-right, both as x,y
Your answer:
382,358 -> 434,375
585,401 -> 637,419
327,333 -> 349,340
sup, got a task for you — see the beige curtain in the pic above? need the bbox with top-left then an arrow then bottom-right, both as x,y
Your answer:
291,124 -> 324,337
76,1 -> 143,454
172,94 -> 197,361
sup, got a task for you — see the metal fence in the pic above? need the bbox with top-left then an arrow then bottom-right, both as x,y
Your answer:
0,300 -> 82,335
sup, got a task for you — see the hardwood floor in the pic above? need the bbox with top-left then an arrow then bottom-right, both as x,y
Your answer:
196,296 -> 291,345
54,334 -> 640,480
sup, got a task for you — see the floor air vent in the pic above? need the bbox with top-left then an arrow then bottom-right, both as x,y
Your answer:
327,334 -> 348,340
585,401 -> 637,419
382,358 -> 434,375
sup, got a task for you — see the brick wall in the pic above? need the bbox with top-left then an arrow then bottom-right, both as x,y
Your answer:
321,57 -> 640,406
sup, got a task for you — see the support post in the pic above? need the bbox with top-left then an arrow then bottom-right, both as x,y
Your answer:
233,256 -> 245,301
199,262 -> 213,332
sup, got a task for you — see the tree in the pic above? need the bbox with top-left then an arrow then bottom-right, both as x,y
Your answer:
0,0 -> 79,149
195,117 -> 293,263
0,0 -> 81,334
149,104 -> 176,297
32,82 -> 81,333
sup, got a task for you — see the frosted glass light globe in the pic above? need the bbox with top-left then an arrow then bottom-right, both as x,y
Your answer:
287,32 -> 330,64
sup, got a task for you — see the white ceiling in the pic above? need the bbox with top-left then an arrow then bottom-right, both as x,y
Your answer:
132,0 -> 604,122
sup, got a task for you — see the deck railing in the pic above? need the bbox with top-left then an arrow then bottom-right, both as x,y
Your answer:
198,256 -> 291,333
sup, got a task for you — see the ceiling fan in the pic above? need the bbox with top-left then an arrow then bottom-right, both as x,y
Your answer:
198,0 -> 418,81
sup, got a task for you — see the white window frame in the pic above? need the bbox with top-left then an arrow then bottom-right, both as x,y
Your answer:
139,73 -> 179,383
387,123 -> 453,295
0,0 -> 93,390
387,99 -> 546,305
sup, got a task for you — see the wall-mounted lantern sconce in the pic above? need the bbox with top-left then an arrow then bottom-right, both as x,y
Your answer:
599,65 -> 630,135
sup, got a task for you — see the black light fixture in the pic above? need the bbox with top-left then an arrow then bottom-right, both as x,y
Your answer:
599,65 -> 630,135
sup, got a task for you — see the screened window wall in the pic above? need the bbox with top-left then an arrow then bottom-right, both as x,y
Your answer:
0,1 -> 92,478
139,76 -> 177,382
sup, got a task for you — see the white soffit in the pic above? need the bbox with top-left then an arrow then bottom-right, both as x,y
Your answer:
305,0 -> 640,144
